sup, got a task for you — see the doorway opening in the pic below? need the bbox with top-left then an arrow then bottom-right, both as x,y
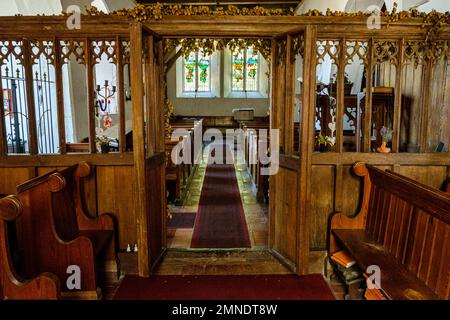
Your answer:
134,25 -> 309,276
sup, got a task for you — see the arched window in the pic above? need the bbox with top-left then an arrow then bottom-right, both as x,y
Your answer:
231,47 -> 259,92
183,49 -> 211,93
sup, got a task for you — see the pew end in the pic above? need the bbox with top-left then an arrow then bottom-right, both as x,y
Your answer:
329,162 -> 371,254
60,162 -> 118,275
0,195 -> 60,300
16,172 -> 114,299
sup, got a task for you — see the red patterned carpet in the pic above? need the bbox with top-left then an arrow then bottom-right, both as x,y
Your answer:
190,144 -> 251,248
113,274 -> 335,300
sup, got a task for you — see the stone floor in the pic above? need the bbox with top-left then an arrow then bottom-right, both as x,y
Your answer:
167,143 -> 268,249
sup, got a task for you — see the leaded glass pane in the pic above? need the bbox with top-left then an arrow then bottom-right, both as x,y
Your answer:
197,49 -> 210,92
245,48 -> 258,91
183,51 -> 196,92
232,49 -> 244,91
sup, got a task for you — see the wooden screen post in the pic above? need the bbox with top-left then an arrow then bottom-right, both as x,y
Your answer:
23,40 -> 38,155
363,38 -> 374,153
297,25 -> 317,275
54,38 -> 66,154
419,58 -> 433,152
392,38 -> 404,153
143,35 -> 153,158
336,38 -> 345,153
116,37 -> 126,153
85,39 -> 96,154
0,61 -> 6,156
284,34 -> 294,155
157,40 -> 165,154
268,38 -> 278,250
130,22 -> 150,277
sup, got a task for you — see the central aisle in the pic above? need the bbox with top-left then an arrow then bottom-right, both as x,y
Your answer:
190,143 -> 251,248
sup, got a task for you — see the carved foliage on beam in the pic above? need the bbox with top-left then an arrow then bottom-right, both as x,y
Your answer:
293,34 -> 305,60
122,41 -> 131,66
405,40 -> 450,66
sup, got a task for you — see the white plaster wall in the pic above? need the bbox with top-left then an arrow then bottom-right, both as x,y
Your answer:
0,1 -> 19,15
296,0 -> 348,14
102,0 -> 136,12
167,51 -> 270,117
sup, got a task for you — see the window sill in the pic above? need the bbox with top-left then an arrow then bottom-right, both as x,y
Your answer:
177,92 -> 218,98
225,92 -> 267,99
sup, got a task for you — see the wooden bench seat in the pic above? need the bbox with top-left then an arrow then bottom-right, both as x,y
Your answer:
57,162 -> 117,274
15,171 -> 114,299
333,229 -> 439,300
0,195 -> 60,300
329,162 -> 450,300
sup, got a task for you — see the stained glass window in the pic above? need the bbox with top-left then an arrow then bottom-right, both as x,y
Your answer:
183,49 -> 210,93
232,47 -> 259,92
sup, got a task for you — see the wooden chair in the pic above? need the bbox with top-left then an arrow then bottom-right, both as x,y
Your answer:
0,195 -> 60,300
329,162 -> 450,300
15,172 -> 111,299
58,162 -> 118,274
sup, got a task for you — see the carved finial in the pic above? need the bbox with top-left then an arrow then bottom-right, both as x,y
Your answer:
0,195 -> 23,221
353,162 -> 369,177
47,173 -> 66,193
76,161 -> 91,178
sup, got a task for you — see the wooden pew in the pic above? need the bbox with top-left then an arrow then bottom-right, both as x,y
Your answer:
0,195 -> 60,300
241,121 -> 270,203
15,172 -> 111,299
165,139 -> 184,202
329,162 -> 450,300
166,118 -> 203,203
58,162 -> 118,274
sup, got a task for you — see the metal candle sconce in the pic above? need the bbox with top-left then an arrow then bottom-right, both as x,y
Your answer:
95,80 -> 116,115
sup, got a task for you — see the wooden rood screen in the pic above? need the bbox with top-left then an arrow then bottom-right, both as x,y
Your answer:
0,13 -> 449,276
0,33 -> 130,156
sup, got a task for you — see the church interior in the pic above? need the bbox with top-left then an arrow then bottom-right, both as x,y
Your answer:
0,0 -> 449,301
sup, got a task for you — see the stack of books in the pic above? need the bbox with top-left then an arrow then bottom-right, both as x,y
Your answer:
364,288 -> 386,300
331,250 -> 356,268
363,274 -> 386,300
331,250 -> 361,283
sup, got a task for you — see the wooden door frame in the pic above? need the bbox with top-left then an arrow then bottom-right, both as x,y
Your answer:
268,27 -> 316,275
131,21 -> 317,277
130,22 -> 167,276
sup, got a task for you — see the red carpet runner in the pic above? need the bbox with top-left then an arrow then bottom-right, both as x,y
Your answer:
190,144 -> 251,248
113,274 -> 335,300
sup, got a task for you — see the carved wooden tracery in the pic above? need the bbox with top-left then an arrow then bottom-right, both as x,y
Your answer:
60,40 -> 86,65
373,40 -> 399,66
92,40 -> 117,65
345,41 -> 368,66
0,41 -> 24,65
316,40 -> 340,65
122,41 -> 131,66
30,41 -> 55,65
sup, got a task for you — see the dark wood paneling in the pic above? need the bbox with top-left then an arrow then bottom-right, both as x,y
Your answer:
272,167 -> 298,264
96,166 -> 136,250
0,168 -> 35,195
398,166 -> 447,189
310,165 -> 334,250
